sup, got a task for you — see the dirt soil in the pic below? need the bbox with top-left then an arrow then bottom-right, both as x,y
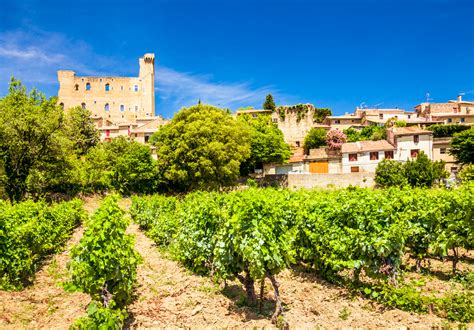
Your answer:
0,225 -> 90,329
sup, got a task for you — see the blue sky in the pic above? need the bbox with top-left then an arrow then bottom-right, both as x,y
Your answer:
0,0 -> 473,118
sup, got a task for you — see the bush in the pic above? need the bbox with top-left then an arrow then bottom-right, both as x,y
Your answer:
0,199 -> 85,290
450,127 -> 474,164
303,128 -> 327,153
458,164 -> 474,183
374,159 -> 408,188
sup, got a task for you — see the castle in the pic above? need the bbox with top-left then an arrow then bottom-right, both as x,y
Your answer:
57,54 -> 167,144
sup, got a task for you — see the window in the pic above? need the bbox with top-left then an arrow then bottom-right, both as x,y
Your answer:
295,141 -> 301,147
104,103 -> 110,111
105,83 -> 110,92
120,105 -> 125,112
410,149 -> 419,158
351,166 -> 360,173
370,152 -> 379,160
334,120 -> 340,124
413,135 -> 419,143
440,148 -> 446,154
105,130 -> 110,138
135,106 -> 138,112
86,83 -> 91,91
384,151 -> 394,159
451,167 -> 458,173
349,153 -> 358,162
379,113 -> 383,119
81,103 -> 86,109
74,84 -> 79,91
144,135 -> 150,143
272,117 -> 278,123
134,85 -> 138,92
121,86 -> 124,91
408,115 -> 411,119
461,118 -> 465,123
100,79 -> 102,82
448,118 -> 452,123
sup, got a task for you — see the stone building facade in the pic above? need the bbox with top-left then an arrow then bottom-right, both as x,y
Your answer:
57,54 -> 155,123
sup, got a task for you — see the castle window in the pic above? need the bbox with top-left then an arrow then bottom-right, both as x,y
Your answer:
105,83 -> 110,92
86,83 -> 91,91
120,104 -> 125,112
134,85 -> 138,92
81,103 -> 86,109
59,103 -> 64,110
104,103 -> 110,111
74,84 -> 79,91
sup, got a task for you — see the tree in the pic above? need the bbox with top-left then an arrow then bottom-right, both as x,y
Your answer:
151,104 -> 250,191
404,152 -> 448,187
458,164 -> 474,183
263,94 -> 276,111
0,78 -> 67,201
450,127 -> 474,164
325,129 -> 347,150
84,136 -> 156,194
64,106 -> 100,156
374,159 -> 408,188
313,108 -> 332,123
303,128 -> 327,154
238,114 -> 290,174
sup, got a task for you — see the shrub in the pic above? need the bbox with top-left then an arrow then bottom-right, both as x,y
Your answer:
458,164 -> 474,183
404,152 -> 448,187
326,129 -> 347,150
0,199 -> 85,290
303,128 -> 327,154
450,127 -> 474,164
374,159 -> 408,188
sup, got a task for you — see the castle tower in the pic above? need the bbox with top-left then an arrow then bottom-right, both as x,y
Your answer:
139,53 -> 155,117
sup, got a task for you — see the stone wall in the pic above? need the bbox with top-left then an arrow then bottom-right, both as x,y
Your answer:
286,173 -> 375,189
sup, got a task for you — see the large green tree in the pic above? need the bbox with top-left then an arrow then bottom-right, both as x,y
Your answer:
83,136 -> 156,194
263,94 -> 276,111
151,104 -> 250,191
0,78 -> 67,201
450,127 -> 474,164
238,114 -> 290,174
64,106 -> 100,156
303,128 -> 327,154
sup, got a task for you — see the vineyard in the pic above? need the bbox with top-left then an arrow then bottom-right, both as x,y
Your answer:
0,186 -> 473,328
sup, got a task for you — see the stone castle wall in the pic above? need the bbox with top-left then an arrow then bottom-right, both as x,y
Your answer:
57,54 -> 155,123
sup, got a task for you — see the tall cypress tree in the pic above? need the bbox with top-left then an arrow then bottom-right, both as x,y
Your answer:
263,94 -> 276,111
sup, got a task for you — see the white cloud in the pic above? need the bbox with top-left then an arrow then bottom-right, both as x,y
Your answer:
155,66 -> 289,113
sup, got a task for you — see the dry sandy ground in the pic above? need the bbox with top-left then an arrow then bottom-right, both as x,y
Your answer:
0,225 -> 90,329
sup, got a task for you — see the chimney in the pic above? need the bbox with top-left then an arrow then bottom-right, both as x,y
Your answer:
457,95 -> 462,102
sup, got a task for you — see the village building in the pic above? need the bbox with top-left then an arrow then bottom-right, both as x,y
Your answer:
415,95 -> 474,125
386,126 -> 433,161
341,140 -> 396,173
433,137 -> 458,174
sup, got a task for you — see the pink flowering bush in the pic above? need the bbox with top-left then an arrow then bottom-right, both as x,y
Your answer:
326,129 -> 347,150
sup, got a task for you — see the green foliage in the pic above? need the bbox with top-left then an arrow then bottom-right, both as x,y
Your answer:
458,164 -> 474,183
303,128 -> 327,153
263,94 -> 276,111
344,126 -> 386,142
394,120 -> 407,127
0,199 -> 85,289
375,152 -> 448,188
404,151 -> 448,187
449,127 -> 474,164
326,129 -> 347,150
312,108 -> 332,124
83,136 -> 156,194
67,196 -> 141,308
374,159 -> 408,188
151,104 -> 250,191
71,302 -> 127,329
238,114 -> 290,174
64,106 -> 100,156
427,124 -> 471,138
0,78 -> 69,201
132,185 -> 474,322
